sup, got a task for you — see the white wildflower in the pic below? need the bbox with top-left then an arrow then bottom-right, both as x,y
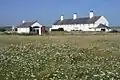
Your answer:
93,74 -> 99,77
31,73 -> 36,77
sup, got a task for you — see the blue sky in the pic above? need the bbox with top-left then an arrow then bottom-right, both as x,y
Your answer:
0,0 -> 119,26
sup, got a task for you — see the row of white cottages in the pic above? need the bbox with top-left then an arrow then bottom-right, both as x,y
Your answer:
15,11 -> 111,35
50,11 -> 111,32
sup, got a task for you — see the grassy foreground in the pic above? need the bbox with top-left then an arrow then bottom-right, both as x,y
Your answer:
0,35 -> 120,80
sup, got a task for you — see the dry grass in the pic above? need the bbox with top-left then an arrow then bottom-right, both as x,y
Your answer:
0,34 -> 120,47
0,34 -> 120,79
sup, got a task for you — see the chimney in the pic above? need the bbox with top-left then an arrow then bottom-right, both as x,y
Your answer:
22,20 -> 25,23
89,11 -> 94,18
60,15 -> 64,21
73,13 -> 77,20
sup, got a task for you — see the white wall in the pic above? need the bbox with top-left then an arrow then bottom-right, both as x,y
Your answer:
51,23 -> 95,32
31,22 -> 42,27
52,25 -> 60,29
96,28 -> 102,31
95,16 -> 109,27
17,28 -> 30,33
96,28 -> 110,32
79,24 -> 95,31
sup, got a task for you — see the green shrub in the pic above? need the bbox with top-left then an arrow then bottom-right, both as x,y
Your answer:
51,28 -> 64,31
0,28 -> 6,32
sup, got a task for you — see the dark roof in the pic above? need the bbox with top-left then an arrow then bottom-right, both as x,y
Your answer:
53,16 -> 101,25
96,24 -> 110,29
17,21 -> 37,28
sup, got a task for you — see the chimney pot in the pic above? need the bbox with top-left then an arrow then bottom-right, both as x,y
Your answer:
22,20 -> 25,23
73,13 -> 77,20
60,15 -> 64,21
89,10 -> 94,18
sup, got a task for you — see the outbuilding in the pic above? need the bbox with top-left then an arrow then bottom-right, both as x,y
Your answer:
17,20 -> 45,35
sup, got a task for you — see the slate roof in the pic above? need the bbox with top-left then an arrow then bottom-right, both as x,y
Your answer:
53,16 -> 101,25
17,21 -> 37,28
96,24 -> 110,29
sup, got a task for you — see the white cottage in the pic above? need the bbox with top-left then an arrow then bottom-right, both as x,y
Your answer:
17,20 -> 44,35
50,11 -> 111,32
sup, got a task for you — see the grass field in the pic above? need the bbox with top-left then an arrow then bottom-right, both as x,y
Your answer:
0,34 -> 120,80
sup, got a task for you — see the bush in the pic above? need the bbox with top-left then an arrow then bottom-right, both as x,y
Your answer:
0,28 -> 6,32
51,28 -> 64,31
58,28 -> 64,31
51,29 -> 58,31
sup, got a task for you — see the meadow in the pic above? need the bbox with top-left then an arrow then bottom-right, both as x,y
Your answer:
0,33 -> 120,80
